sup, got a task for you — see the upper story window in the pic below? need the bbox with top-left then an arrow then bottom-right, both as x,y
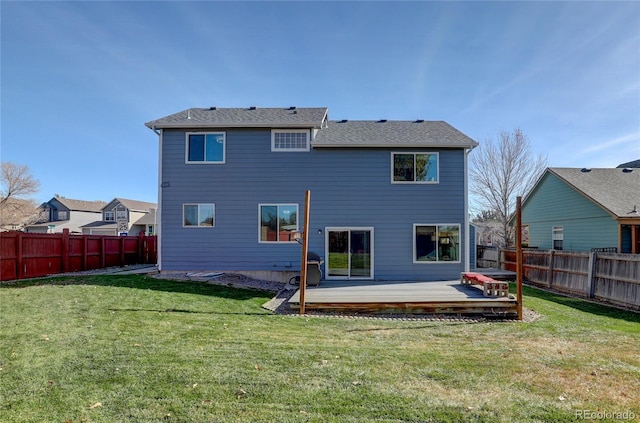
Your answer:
186,132 -> 226,163
392,152 -> 439,183
105,211 -> 115,221
116,209 -> 127,220
271,130 -> 310,152
57,210 -> 68,220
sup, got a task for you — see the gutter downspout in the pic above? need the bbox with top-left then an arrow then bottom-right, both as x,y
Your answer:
150,126 -> 162,271
464,144 -> 477,272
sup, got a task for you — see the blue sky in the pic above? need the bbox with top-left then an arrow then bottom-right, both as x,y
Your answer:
2,1 -> 639,205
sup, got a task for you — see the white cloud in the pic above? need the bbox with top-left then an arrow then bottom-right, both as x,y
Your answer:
581,133 -> 640,154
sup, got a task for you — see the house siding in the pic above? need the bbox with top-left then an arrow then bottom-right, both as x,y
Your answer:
160,128 -> 468,281
522,173 -> 618,251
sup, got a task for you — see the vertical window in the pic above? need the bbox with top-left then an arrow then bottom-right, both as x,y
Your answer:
259,204 -> 298,242
392,152 -> 438,183
414,224 -> 460,263
183,204 -> 215,227
552,226 -> 564,250
186,132 -> 225,163
105,211 -> 115,221
116,208 -> 127,220
271,130 -> 310,151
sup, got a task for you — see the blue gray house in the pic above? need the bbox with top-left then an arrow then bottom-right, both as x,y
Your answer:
519,167 -> 640,253
145,107 -> 478,282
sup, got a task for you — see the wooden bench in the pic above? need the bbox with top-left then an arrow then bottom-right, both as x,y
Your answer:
460,272 -> 509,297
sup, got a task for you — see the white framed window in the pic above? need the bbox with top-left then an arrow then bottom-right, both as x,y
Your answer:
259,204 -> 298,242
57,210 -> 68,220
105,211 -> 115,221
183,204 -> 215,227
552,226 -> 564,250
392,152 -> 439,183
413,224 -> 460,263
186,132 -> 226,163
271,130 -> 310,152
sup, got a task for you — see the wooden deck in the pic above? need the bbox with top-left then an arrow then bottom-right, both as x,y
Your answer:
288,279 -> 518,317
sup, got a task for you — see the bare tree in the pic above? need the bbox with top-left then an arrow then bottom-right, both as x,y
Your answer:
469,129 -> 547,247
0,161 -> 41,230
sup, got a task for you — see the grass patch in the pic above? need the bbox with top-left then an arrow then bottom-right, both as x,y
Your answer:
1,275 -> 639,422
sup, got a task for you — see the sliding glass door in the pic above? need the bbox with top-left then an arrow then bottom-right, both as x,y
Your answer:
326,228 -> 373,279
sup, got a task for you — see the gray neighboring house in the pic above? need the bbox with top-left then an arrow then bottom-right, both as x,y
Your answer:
81,198 -> 157,236
25,196 -> 106,234
145,106 -> 478,282
617,159 -> 640,169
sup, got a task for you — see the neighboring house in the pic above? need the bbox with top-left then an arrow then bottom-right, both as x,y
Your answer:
473,220 -> 506,247
617,159 -> 640,168
81,198 -> 157,236
518,167 -> 640,253
131,208 -> 157,236
145,106 -> 478,281
24,196 -> 106,234
0,197 -> 39,232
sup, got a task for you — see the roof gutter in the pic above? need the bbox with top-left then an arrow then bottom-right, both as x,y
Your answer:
148,125 -> 160,136
311,142 -> 479,148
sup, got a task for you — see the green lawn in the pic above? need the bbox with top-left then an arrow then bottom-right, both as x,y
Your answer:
1,275 -> 639,423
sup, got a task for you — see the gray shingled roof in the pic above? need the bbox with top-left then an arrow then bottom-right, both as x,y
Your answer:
548,168 -> 640,218
617,159 -> 640,168
81,221 -> 117,229
53,196 -> 106,212
145,107 -> 328,129
113,198 -> 157,213
133,209 -> 157,225
313,120 -> 478,148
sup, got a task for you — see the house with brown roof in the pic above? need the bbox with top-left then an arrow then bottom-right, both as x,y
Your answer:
81,198 -> 157,236
518,167 -> 640,253
25,196 -> 106,234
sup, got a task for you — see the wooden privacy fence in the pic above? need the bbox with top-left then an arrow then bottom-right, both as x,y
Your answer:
1,229 -> 157,281
497,248 -> 639,310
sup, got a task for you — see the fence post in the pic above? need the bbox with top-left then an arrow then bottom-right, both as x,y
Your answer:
61,229 -> 70,273
587,252 -> 597,298
547,249 -> 555,289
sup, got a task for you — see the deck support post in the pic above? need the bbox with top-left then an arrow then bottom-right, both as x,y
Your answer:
299,190 -> 311,315
516,196 -> 523,321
